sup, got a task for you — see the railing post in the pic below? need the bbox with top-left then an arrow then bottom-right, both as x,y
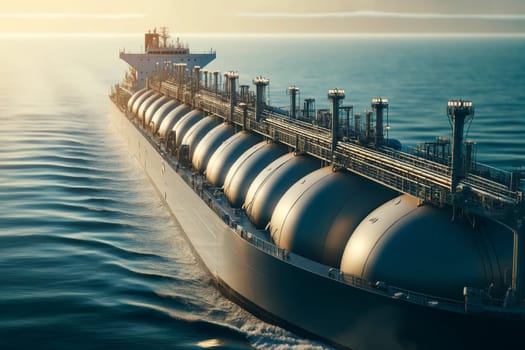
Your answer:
511,221 -> 525,304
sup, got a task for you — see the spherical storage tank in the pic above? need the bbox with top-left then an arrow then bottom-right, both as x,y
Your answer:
223,141 -> 288,208
171,109 -> 204,147
244,153 -> 321,229
206,131 -> 261,187
181,116 -> 220,160
150,100 -> 179,134
157,104 -> 191,138
131,89 -> 156,116
269,167 -> 397,267
191,123 -> 236,173
127,88 -> 148,111
339,194 -> 512,300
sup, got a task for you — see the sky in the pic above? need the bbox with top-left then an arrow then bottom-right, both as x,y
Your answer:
1,0 -> 525,35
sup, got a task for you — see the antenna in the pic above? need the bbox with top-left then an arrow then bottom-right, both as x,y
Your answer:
159,26 -> 169,47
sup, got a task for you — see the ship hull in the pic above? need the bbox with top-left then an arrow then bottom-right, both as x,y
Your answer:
109,102 -> 525,350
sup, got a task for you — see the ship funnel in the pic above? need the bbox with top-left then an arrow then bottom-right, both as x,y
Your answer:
371,97 -> 389,146
145,31 -> 160,50
447,99 -> 474,193
253,76 -> 269,122
288,86 -> 300,119
328,89 -> 345,156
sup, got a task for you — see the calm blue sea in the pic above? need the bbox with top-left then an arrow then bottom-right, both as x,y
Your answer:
0,34 -> 524,349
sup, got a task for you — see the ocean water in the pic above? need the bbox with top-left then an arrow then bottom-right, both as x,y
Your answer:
0,34 -> 524,349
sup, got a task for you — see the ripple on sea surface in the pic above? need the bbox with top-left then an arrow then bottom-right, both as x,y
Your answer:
0,105 -> 251,349
0,102 -> 323,349
4,36 -> 522,349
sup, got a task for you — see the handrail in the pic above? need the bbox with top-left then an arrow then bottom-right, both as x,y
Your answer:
145,78 -> 523,222
112,86 -> 523,316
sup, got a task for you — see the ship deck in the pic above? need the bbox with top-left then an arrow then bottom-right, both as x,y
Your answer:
149,78 -> 523,225
110,99 -> 525,317
109,91 -> 525,349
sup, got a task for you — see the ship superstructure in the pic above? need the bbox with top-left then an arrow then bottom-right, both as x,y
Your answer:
110,33 -> 525,349
119,27 -> 216,90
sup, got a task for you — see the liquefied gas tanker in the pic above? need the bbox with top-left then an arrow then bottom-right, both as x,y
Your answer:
109,29 -> 525,349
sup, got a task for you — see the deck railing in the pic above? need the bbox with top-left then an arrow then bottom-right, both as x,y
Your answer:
113,87 -> 522,316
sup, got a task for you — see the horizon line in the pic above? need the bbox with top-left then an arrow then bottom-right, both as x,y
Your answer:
238,11 -> 525,21
1,32 -> 525,39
